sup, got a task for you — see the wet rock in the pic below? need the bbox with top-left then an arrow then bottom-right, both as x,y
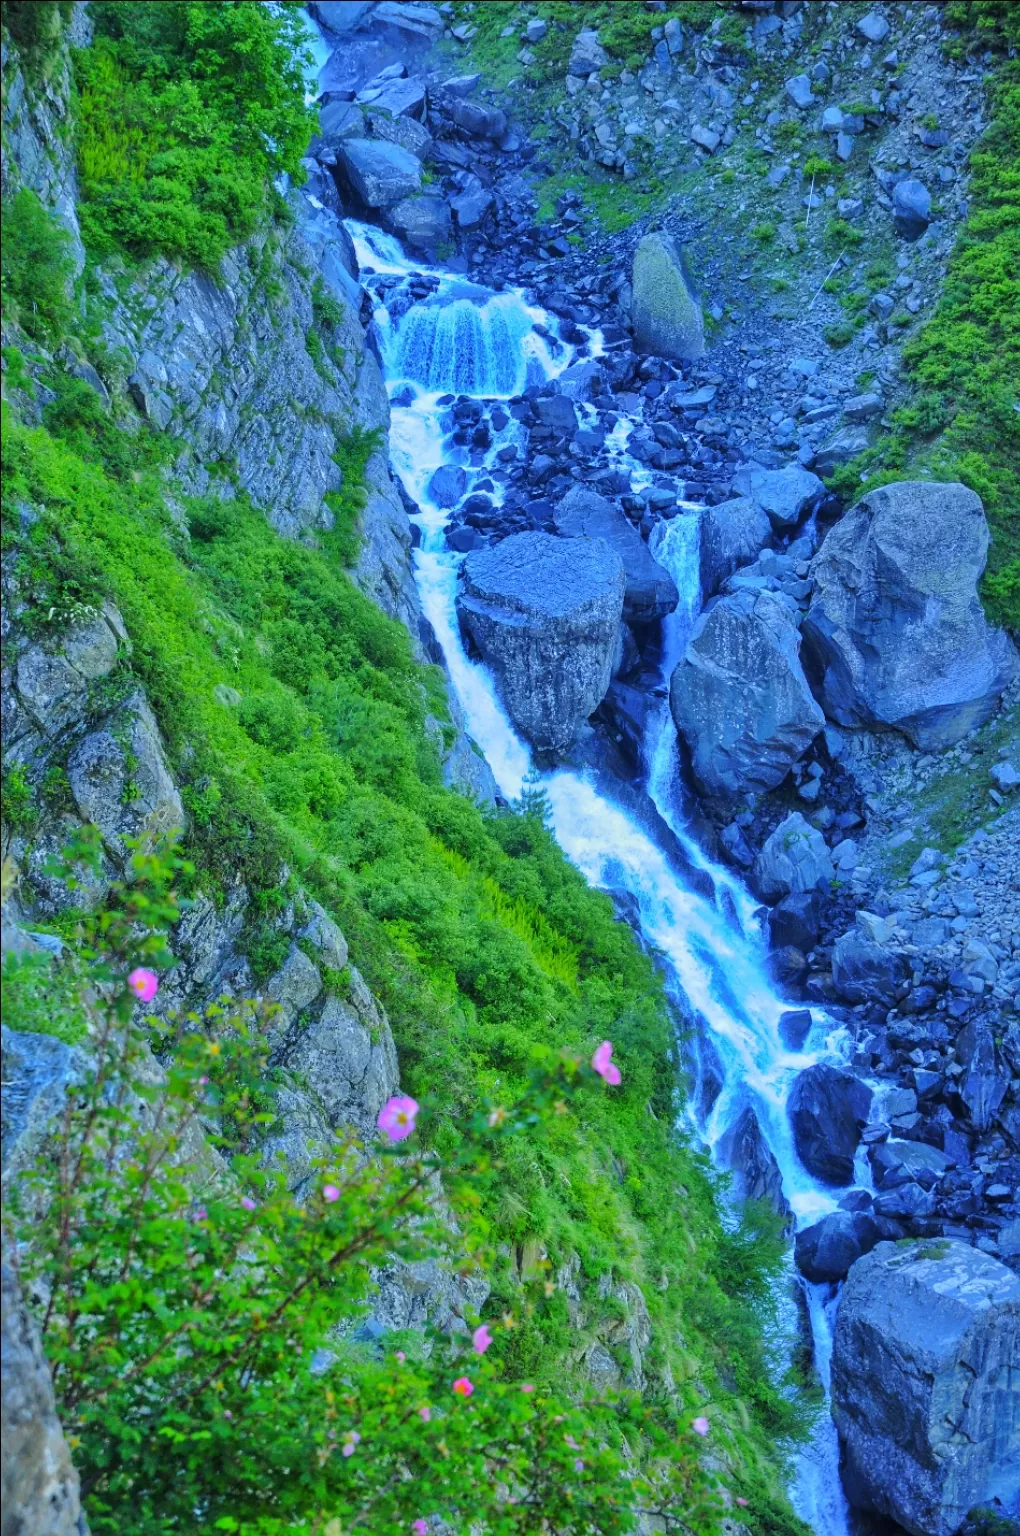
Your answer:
768,890 -> 824,953
869,1138 -> 952,1187
1,1239 -> 83,1536
670,591 -> 824,800
385,193 -> 451,254
832,1240 -> 1020,1536
788,1063 -> 872,1186
630,232 -> 705,362
956,1020 -> 1007,1134
699,495 -> 772,596
731,463 -> 824,532
804,482 -> 1018,749
795,1208 -> 880,1282
427,464 -> 467,508
779,1008 -> 813,1051
456,531 -> 626,753
754,812 -> 834,902
335,138 -> 423,208
717,1105 -> 790,1219
553,486 -> 679,623
832,931 -> 910,1006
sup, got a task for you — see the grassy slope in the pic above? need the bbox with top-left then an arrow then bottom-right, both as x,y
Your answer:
1,13 -> 811,1526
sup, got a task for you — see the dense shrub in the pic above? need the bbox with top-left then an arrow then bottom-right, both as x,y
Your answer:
0,188 -> 75,342
73,2 -> 314,267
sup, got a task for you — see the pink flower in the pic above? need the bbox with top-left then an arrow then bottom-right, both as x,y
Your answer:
418,1405 -> 431,1422
240,1196 -> 257,1211
128,967 -> 159,1003
472,1324 -> 492,1355
395,1350 -> 406,1364
736,1498 -> 748,1508
377,1095 -> 419,1143
341,1430 -> 361,1458
452,1376 -> 473,1398
520,1383 -> 535,1393
193,1206 -> 208,1223
591,1041 -> 621,1086
223,1409 -> 232,1419
323,1184 -> 341,1203
692,1416 -> 710,1437
412,1522 -> 429,1535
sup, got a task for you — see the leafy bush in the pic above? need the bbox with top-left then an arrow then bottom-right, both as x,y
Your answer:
0,188 -> 74,342
73,2 -> 314,268
8,848 -> 722,1534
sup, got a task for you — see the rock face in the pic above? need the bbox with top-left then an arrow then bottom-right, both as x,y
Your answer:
716,1106 -> 790,1219
754,814 -> 835,905
1,1242 -> 83,1536
832,930 -> 911,1006
553,486 -> 679,623
832,1240 -> 1020,1536
630,232 -> 705,362
670,590 -> 824,799
804,482 -> 1018,749
457,532 -> 626,753
788,1064 -> 872,1185
699,495 -> 772,596
335,137 -> 423,208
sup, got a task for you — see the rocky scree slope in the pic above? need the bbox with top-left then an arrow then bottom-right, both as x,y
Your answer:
1,7 -> 809,1534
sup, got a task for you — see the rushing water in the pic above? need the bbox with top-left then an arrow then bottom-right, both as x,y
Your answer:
348,219 -> 856,1534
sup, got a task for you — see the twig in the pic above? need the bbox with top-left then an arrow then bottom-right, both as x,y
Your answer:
805,170 -> 816,227
808,250 -> 847,310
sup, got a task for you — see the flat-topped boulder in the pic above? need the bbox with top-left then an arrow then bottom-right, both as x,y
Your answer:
832,1240 -> 1020,1536
456,532 -> 626,753
553,486 -> 679,624
335,138 -> 423,209
804,481 -> 1018,749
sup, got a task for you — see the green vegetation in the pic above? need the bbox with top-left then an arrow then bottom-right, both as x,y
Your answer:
72,2 -> 314,267
0,188 -> 75,342
1,383 -> 809,1525
1,0 -> 73,59
827,15 -> 1019,629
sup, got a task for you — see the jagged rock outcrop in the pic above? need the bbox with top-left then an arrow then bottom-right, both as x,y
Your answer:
456,531 -> 626,753
804,482 -> 1018,750
336,137 -> 423,208
716,1105 -> 790,1219
753,812 -> 834,902
670,590 -> 824,799
832,1240 -> 1020,1536
630,231 -> 705,362
1,1239 -> 83,1536
553,485 -> 679,624
788,1064 -> 872,1186
794,1208 -> 880,1282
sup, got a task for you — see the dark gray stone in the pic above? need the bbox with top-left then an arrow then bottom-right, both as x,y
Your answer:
832,931 -> 911,1005
731,463 -> 825,531
699,495 -> 772,595
779,1009 -> 814,1051
385,193 -> 451,253
795,1209 -> 880,1281
804,482 -> 1018,749
554,486 -> 679,624
894,177 -> 932,241
754,812 -> 834,902
716,1106 -> 790,1219
630,232 -> 705,362
832,1240 -> 1020,1536
427,464 -> 467,508
788,1064 -> 872,1186
335,138 -> 423,208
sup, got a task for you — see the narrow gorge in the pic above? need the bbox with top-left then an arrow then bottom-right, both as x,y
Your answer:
2,4 -> 1018,1536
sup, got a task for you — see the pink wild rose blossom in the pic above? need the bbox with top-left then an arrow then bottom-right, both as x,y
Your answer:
341,1430 -> 361,1458
240,1197 -> 257,1211
591,1041 -> 621,1085
472,1324 -> 492,1354
452,1377 -> 473,1398
692,1416 -> 710,1437
128,967 -> 159,1003
412,1523 -> 429,1535
377,1095 -> 419,1142
322,1185 -> 341,1203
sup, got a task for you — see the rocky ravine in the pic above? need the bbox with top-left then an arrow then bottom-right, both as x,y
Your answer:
3,3 -> 1019,1534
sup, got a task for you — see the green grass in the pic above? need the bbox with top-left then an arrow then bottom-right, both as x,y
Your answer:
1,189 -> 75,342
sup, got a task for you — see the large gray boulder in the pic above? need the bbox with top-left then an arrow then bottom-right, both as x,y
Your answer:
335,138 -> 423,209
731,463 -> 825,532
832,1240 -> 1020,1536
832,930 -> 911,1006
456,532 -> 626,753
754,812 -> 835,901
553,486 -> 679,624
385,193 -> 452,254
670,590 -> 824,799
788,1064 -> 872,1186
795,1208 -> 880,1282
804,482 -> 1018,749
630,232 -> 705,362
699,495 -> 772,596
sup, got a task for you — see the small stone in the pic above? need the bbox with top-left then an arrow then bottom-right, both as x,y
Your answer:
856,13 -> 891,44
785,74 -> 815,110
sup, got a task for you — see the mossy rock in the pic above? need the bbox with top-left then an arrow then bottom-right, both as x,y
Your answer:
630,231 -> 705,362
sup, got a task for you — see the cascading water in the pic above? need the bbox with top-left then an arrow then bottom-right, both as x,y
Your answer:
350,219 -> 856,1534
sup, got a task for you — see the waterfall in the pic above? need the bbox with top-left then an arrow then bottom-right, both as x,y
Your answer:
350,218 -> 855,1536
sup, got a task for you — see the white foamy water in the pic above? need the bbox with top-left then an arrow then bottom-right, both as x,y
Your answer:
347,217 -> 854,1535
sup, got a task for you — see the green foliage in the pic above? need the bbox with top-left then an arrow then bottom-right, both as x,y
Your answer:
824,217 -> 864,250
73,3 -> 315,268
823,321 -> 855,349
824,55 -> 1020,628
324,426 -> 382,566
1,760 -> 37,832
0,948 -> 88,1043
750,221 -> 776,244
1,188 -> 75,342
801,155 -> 834,179
943,0 -> 1020,55
8,852 -> 721,1534
1,0 -> 72,56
